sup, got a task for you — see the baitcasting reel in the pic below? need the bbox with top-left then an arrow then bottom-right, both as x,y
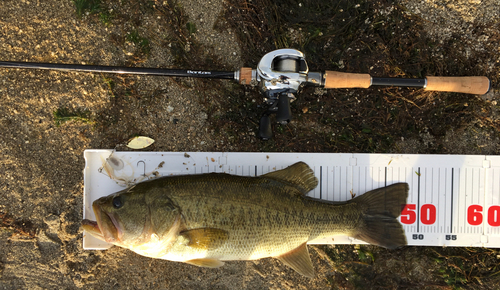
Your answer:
235,49 -> 325,140
255,49 -> 321,140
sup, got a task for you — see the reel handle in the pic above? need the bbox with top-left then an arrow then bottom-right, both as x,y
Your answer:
258,115 -> 272,140
276,94 -> 292,124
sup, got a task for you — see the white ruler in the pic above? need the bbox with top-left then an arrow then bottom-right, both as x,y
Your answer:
83,150 -> 500,250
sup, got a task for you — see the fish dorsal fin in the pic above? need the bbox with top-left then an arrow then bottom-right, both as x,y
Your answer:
184,258 -> 225,268
263,162 -> 318,195
275,242 -> 315,278
180,228 -> 229,250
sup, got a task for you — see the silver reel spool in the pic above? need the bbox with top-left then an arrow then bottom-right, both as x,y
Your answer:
256,48 -> 309,97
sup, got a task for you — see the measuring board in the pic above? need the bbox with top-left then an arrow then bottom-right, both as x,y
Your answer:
83,150 -> 500,250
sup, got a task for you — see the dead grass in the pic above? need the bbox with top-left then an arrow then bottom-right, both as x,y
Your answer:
0,212 -> 37,239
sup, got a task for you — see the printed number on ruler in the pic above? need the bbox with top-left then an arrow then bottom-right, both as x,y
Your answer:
401,204 -> 500,226
400,204 -> 437,225
468,205 -> 500,226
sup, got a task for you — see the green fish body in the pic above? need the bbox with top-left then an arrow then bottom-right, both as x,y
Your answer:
83,162 -> 408,278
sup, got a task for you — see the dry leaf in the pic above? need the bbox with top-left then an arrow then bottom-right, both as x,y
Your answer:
126,136 -> 155,149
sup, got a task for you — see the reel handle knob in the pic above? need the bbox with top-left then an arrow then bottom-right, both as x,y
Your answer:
276,94 -> 292,124
258,115 -> 273,140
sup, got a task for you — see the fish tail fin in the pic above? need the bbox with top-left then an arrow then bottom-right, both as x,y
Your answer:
351,183 -> 409,249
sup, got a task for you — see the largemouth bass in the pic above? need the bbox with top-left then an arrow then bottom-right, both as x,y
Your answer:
82,162 -> 408,278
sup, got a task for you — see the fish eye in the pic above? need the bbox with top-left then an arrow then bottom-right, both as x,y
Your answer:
112,196 -> 123,209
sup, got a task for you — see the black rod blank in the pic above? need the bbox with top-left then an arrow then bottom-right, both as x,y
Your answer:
0,61 -> 235,79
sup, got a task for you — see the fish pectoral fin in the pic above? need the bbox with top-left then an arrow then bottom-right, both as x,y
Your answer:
180,228 -> 229,250
263,162 -> 318,195
275,242 -> 315,279
184,258 -> 225,268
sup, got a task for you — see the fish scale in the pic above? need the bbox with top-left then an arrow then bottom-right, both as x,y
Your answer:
166,177 -> 318,261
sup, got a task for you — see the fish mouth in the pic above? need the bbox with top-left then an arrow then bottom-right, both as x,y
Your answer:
105,212 -> 123,241
90,202 -> 123,244
82,219 -> 104,240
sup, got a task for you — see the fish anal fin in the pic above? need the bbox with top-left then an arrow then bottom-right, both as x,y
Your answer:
275,242 -> 315,279
180,228 -> 229,250
184,258 -> 225,268
263,162 -> 318,195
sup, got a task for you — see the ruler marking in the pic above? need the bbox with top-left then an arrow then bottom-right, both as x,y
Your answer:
328,166 -> 331,201
468,168 -> 471,233
487,167 -> 491,235
439,167 -> 442,233
339,166 -> 342,201
325,166 -> 329,201
320,166 -> 323,200
451,168 -> 454,234
495,168 -> 499,235
436,167 -> 438,234
417,167 -> 421,233
336,166 -> 339,200
369,166 -> 372,190
366,167 -> 369,191
489,167 -> 493,234
465,168 -> 468,231
431,167 -> 434,204
385,167 -> 387,187
444,168 -> 447,233
481,168 -> 485,236
344,166 -> 347,201
461,167 -> 465,234
446,168 -> 449,233
338,166 -> 341,201
471,168 -> 474,206
333,166 -> 336,200
428,167 -> 432,233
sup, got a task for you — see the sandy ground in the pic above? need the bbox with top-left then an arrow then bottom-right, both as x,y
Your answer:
0,0 -> 499,289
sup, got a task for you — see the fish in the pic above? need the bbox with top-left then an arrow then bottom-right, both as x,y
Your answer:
82,162 -> 408,278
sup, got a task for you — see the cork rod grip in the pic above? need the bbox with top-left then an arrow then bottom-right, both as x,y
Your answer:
238,67 -> 253,85
324,71 -> 371,89
425,76 -> 490,95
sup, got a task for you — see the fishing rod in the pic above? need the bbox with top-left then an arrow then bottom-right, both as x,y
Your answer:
0,49 -> 491,140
